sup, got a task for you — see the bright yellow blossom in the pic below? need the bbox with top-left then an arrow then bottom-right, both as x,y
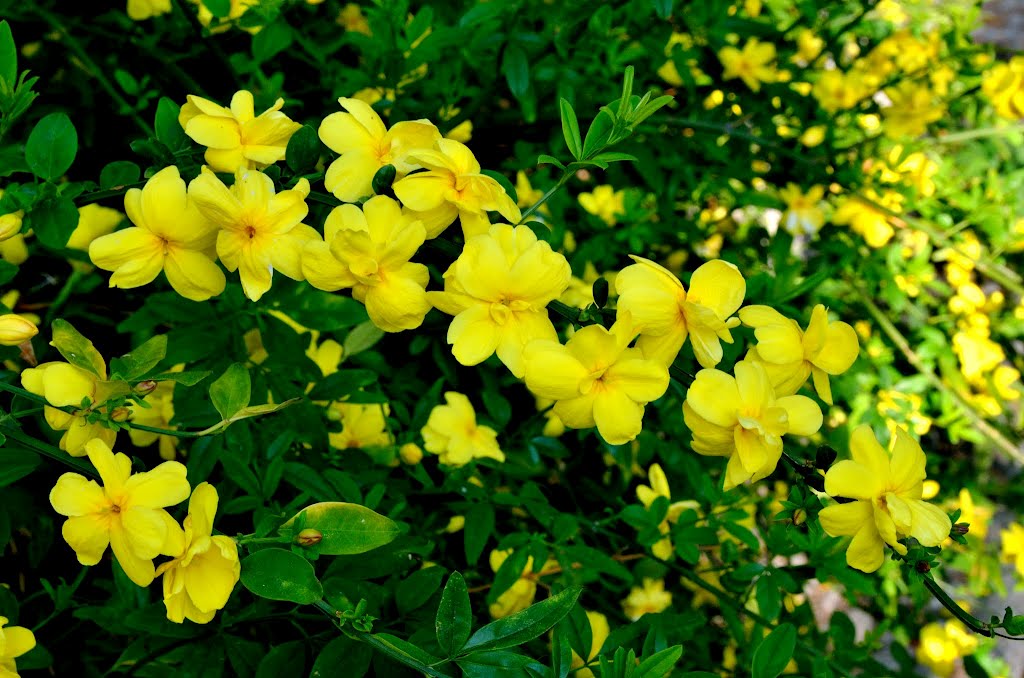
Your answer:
719,38 -> 777,91
981,55 -> 1024,119
684,361 -> 822,489
570,611 -> 609,678
882,82 -> 945,139
820,425 -> 951,572
1001,522 -> 1024,578
189,168 -> 316,302
68,204 -> 122,263
155,483 -> 240,623
393,139 -> 521,238
318,97 -> 439,203
635,464 -> 697,560
792,28 -> 824,65
832,190 -> 904,247
428,223 -> 570,377
193,0 -> 258,32
49,438 -> 190,586
21,361 -> 118,456
487,549 -> 559,619
578,185 -> 625,226
523,316 -> 669,445
0,189 -> 23,243
302,196 -> 431,332
916,620 -> 979,678
127,0 -> 171,20
89,166 -> 225,301
877,389 -> 932,436
179,90 -> 300,173
422,392 -> 504,467
778,184 -> 825,236
740,304 -> 859,405
615,256 -> 746,368
0,616 -> 35,678
0,314 -> 37,346
337,3 -> 371,33
328,402 -> 393,450
812,70 -> 867,113
622,578 -> 672,620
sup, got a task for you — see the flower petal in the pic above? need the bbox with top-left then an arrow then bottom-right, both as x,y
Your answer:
324,149 -> 380,203
163,247 -> 226,301
122,506 -> 169,560
819,500 -> 872,537
604,358 -> 670,404
686,260 -> 746,320
888,426 -> 926,496
61,515 -> 110,566
110,522 -> 157,586
685,369 -> 739,428
823,460 -> 880,500
448,305 -> 500,366
813,319 -> 859,374
50,473 -> 106,517
775,395 -> 822,436
523,340 -> 588,400
124,460 -> 190,509
846,523 -> 885,572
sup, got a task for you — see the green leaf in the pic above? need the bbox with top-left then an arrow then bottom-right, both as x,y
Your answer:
651,0 -> 674,19
310,636 -> 372,678
50,319 -> 106,377
256,640 -> 306,678
558,99 -> 582,160
371,164 -> 396,195
154,97 -> 189,152
436,572 -> 472,657
27,196 -> 79,250
25,113 -> 78,180
0,446 -> 41,487
587,152 -> 638,164
99,161 -> 141,189
502,44 -> 530,99
0,261 -> 17,285
110,335 -> 167,380
397,566 -> 446,614
461,586 -> 583,654
582,110 -> 613,159
457,650 -> 545,677
280,502 -> 400,555
343,321 -> 384,358
637,646 -> 683,677
147,370 -> 210,386
285,124 -> 319,174
253,20 -> 294,63
240,548 -> 322,604
464,503 -> 494,564
286,291 -> 369,331
0,21 -> 16,87
202,0 -> 231,19
536,154 -> 565,169
751,623 -> 796,678
306,369 -> 378,401
209,363 -> 251,421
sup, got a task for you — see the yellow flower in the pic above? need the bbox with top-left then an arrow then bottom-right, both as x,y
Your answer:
819,425 -> 951,573
916,620 -> 978,678
578,185 -> 625,226
740,304 -> 859,405
0,314 -> 37,346
832,190 -> 904,248
778,184 -> 825,236
875,146 -> 939,197
127,0 -> 171,20
523,316 -> 669,445
68,204 -> 123,257
89,166 -> 226,302
882,82 -> 944,139
811,70 -> 867,114
428,223 -> 570,378
718,38 -> 777,91
981,55 -> 1024,119
952,326 -> 1004,382
876,389 -> 931,436
155,483 -> 240,623
421,392 -> 504,467
399,442 -> 423,465
955,488 -> 990,540
622,578 -> 672,620
515,171 -> 546,213
570,610 -> 609,678
1001,522 -> 1024,578
179,90 -> 300,173
328,402 -> 393,450
193,0 -> 258,32
614,256 -> 746,367
49,438 -> 190,586
302,196 -> 431,332
0,616 -> 35,678
683,361 -> 822,490
393,139 -> 521,239
337,3 -> 372,34
487,550 -> 559,619
21,361 -> 118,456
318,97 -> 439,203
0,189 -> 24,244
129,381 -> 178,460
189,168 -> 317,302
792,29 -> 824,65
635,463 -> 698,560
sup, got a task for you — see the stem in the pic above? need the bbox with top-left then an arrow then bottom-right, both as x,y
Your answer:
312,601 -> 454,678
0,425 -> 100,479
32,8 -> 155,138
76,182 -> 148,207
930,124 -> 1024,144
121,421 -> 209,439
853,286 -> 1024,464
920,574 -> 992,637
234,535 -> 291,547
518,171 -> 572,225
44,269 -> 87,325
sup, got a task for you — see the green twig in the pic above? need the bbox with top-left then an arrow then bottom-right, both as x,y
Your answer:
518,171 -> 572,225
929,124 -> 1024,144
76,182 -> 148,207
0,425 -> 99,479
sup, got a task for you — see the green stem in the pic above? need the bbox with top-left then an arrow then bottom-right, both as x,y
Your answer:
234,535 -> 291,547
32,7 -> 155,138
45,269 -> 87,325
853,286 -> 1024,464
930,124 -> 1024,144
76,182 -> 148,207
312,601 -> 454,677
120,421 -> 209,439
0,425 -> 99,479
920,574 -> 992,636
518,171 -> 572,225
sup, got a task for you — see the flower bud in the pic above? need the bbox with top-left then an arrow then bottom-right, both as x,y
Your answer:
792,508 -> 806,526
133,380 -> 158,396
915,560 -> 931,573
296,528 -> 323,546
0,210 -> 24,242
0,314 -> 38,346
110,406 -> 131,422
953,523 -> 970,536
399,442 -> 423,465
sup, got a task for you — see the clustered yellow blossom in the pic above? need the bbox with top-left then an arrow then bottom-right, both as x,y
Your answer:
981,56 -> 1024,119
22,360 -> 118,456
578,185 -> 625,226
0,616 -> 35,678
635,464 -> 698,559
916,620 -> 979,678
719,38 -> 778,91
621,578 -> 672,620
832,190 -> 904,247
778,184 -> 826,236
421,392 -> 503,467
487,549 -> 558,618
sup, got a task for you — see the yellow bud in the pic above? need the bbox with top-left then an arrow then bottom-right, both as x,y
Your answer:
133,380 -> 158,396
399,442 -> 423,465
0,313 -> 38,346
0,210 -> 24,242
792,508 -> 806,526
799,126 -> 826,147
110,406 -> 131,422
443,515 -> 465,533
297,528 -> 323,546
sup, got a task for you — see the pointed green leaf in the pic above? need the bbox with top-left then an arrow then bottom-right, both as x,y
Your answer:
502,44 -> 530,99
0,21 -> 16,87
751,623 -> 796,678
155,97 -> 189,152
99,161 -> 141,189
637,645 -> 683,677
559,98 -> 582,160
50,319 -> 106,378
209,363 -> 250,421
25,113 -> 78,180
110,335 -> 167,380
461,586 -> 583,654
240,548 -> 322,604
147,370 -> 210,386
285,124 -> 319,174
436,572 -> 472,657
280,502 -> 400,555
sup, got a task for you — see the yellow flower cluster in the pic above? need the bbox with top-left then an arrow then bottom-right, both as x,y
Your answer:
981,56 -> 1024,120
916,620 -> 979,677
49,439 -> 239,623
